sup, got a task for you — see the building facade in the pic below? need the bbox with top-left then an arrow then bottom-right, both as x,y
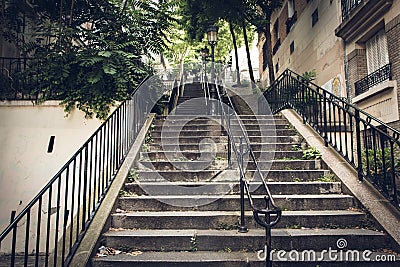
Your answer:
259,0 -> 400,129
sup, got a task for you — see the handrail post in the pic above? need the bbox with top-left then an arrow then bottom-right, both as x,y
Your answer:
227,113 -> 232,169
323,91 -> 329,147
355,109 -> 364,181
238,137 -> 248,233
264,197 -> 272,267
10,211 -> 16,267
301,82 -> 306,124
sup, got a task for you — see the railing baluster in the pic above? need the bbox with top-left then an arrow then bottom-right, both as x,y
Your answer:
70,159 -> 77,251
35,197 -> 42,267
10,211 -> 17,267
24,210 -> 30,267
82,146 -> 88,231
323,91 -> 328,146
53,177 -> 62,267
62,167 -> 70,267
45,186 -> 52,267
389,142 -> 398,204
355,109 -> 364,181
238,137 -> 248,233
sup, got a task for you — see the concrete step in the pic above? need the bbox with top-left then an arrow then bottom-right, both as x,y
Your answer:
101,228 -> 387,252
156,114 -> 285,120
111,210 -> 366,230
143,150 -> 305,160
150,136 -> 297,144
92,250 -> 399,267
124,181 -> 342,195
117,194 -> 354,212
153,125 -> 297,135
135,169 -> 330,182
154,117 -> 289,126
146,143 -> 302,152
150,129 -> 297,138
138,159 -> 324,171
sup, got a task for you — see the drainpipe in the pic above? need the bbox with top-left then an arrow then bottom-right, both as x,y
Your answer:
342,39 -> 350,101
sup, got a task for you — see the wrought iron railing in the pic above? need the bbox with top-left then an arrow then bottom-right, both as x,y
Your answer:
341,0 -> 363,20
264,69 -> 400,210
204,71 -> 281,267
0,76 -> 150,266
355,64 -> 392,96
0,57 -> 51,100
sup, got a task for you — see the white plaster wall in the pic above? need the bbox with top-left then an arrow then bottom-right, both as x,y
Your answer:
0,101 -> 102,232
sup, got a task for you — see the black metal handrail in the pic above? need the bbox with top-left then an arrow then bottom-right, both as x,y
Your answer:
0,75 -> 150,266
355,63 -> 392,96
341,0 -> 363,20
167,79 -> 179,113
205,71 -> 281,267
264,69 -> 400,210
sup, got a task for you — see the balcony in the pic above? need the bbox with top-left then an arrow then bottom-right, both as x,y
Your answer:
335,0 -> 392,41
355,64 -> 392,96
341,0 -> 363,21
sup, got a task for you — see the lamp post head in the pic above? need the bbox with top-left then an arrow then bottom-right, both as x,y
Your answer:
207,25 -> 219,46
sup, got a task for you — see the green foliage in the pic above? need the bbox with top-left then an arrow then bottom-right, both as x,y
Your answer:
302,69 -> 317,82
302,147 -> 322,160
317,173 -> 337,182
190,232 -> 198,252
361,147 -> 400,176
127,169 -> 139,183
1,0 -> 176,119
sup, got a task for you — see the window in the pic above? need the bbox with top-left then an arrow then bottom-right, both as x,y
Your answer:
366,29 -> 389,74
290,41 -> 295,54
312,9 -> 318,27
275,62 -> 279,73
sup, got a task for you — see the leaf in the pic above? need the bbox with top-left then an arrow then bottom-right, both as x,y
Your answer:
103,65 -> 117,75
98,51 -> 112,58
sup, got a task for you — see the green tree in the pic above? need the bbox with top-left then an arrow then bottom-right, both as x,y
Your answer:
1,0 -> 176,119
178,0 -> 256,85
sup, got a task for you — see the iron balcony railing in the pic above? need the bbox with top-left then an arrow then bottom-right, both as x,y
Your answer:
0,57 -> 51,100
355,63 -> 392,96
203,68 -> 281,267
264,69 -> 400,210
0,76 -> 150,266
341,0 -> 363,20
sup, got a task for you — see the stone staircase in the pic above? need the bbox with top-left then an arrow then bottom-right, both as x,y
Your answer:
91,113 -> 398,266
174,83 -> 208,115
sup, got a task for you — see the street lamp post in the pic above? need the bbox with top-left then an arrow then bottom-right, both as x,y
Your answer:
207,25 -> 218,83
206,25 -> 218,114
200,46 -> 209,82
